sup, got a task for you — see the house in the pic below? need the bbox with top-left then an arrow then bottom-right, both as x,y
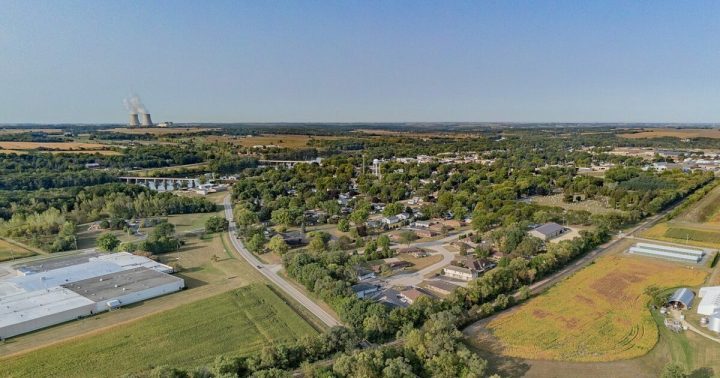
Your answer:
281,231 -> 307,247
443,265 -> 477,281
414,220 -> 431,228
355,267 -> 376,281
399,288 -> 432,304
366,220 -> 383,229
398,247 -> 429,258
376,288 -> 407,308
443,257 -> 495,281
387,261 -> 413,270
352,283 -> 380,299
424,280 -> 459,295
414,229 -> 437,239
528,222 -> 567,241
382,216 -> 403,228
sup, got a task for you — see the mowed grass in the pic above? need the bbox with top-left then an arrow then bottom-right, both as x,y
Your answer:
642,223 -> 720,249
0,284 -> 318,378
0,239 -> 36,262
482,255 -> 707,362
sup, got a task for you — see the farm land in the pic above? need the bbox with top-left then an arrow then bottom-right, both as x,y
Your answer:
0,284 -> 318,378
619,128 -> 720,139
642,183 -> 720,249
0,238 -> 37,262
470,254 -> 708,362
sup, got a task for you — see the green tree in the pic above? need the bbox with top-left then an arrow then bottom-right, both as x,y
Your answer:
268,235 -> 289,255
246,233 -> 266,253
337,218 -> 350,232
398,230 -> 417,246
661,362 -> 686,378
96,233 -> 120,252
205,216 -> 229,233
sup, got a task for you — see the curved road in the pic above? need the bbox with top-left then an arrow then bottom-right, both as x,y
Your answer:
222,195 -> 340,327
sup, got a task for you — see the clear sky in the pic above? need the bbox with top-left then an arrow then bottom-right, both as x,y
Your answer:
2,1 -> 720,124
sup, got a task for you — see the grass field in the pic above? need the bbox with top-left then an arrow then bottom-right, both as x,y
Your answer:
476,255 -> 707,362
0,284 -> 318,377
619,128 -> 720,139
206,134 -> 344,149
531,194 -> 618,215
0,141 -> 108,150
642,223 -> 720,249
0,238 -> 37,262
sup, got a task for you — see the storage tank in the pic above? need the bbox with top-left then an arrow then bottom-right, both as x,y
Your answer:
708,315 -> 720,333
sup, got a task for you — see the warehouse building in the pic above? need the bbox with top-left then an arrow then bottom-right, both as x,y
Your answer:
0,253 -> 183,339
697,286 -> 720,316
628,242 -> 705,263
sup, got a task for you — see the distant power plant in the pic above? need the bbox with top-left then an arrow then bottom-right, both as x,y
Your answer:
123,94 -> 156,128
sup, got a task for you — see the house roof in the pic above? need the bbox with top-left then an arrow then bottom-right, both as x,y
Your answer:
669,288 -> 695,308
532,222 -> 565,236
425,280 -> 459,293
444,265 -> 473,275
351,283 -> 378,293
400,288 -> 428,301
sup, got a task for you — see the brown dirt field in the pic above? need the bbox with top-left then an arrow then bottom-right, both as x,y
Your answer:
0,233 -> 263,357
0,149 -> 26,155
48,150 -> 122,156
0,141 -> 108,150
107,127 -> 216,135
620,128 -> 720,139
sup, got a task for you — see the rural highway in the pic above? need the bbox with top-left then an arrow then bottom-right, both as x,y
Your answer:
222,195 -> 340,327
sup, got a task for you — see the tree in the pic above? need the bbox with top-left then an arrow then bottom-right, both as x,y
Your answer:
235,207 -> 259,231
338,218 -> 350,232
271,208 -> 293,227
96,233 -> 120,252
268,235 -> 289,255
309,235 -> 327,253
205,216 -> 229,233
661,362 -> 686,378
398,230 -> 417,246
350,208 -> 369,225
247,233 -> 266,253
377,234 -> 391,253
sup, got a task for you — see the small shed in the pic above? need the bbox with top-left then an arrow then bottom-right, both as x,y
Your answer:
668,288 -> 695,310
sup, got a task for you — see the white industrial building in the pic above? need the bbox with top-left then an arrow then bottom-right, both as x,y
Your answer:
0,253 -> 184,339
628,242 -> 705,263
697,286 -> 720,316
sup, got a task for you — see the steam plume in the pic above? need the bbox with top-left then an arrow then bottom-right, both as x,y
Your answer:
123,94 -> 148,114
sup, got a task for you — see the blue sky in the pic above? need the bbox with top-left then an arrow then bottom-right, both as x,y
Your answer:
1,1 -> 720,123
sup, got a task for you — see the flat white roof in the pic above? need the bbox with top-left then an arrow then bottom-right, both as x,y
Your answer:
8,261 -> 125,292
0,286 -> 94,328
629,247 -> 701,262
636,242 -> 705,256
93,252 -> 173,273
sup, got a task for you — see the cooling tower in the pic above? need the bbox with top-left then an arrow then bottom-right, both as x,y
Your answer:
129,113 -> 140,127
141,113 -> 153,127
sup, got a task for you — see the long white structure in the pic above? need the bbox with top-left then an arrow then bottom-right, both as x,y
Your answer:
628,242 -> 705,263
0,253 -> 183,339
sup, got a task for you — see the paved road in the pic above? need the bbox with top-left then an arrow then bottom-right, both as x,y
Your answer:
385,234 -> 461,287
222,195 -> 340,327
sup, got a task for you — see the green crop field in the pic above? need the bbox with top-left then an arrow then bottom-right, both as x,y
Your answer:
664,227 -> 720,245
0,284 -> 318,378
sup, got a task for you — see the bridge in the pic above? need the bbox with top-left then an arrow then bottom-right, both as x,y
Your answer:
119,176 -> 200,191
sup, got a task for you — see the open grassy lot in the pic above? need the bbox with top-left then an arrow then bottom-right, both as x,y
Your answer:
620,128 -> 720,139
677,184 -> 720,224
474,255 -> 707,362
531,194 -> 618,215
0,284 -> 318,378
0,238 -> 37,262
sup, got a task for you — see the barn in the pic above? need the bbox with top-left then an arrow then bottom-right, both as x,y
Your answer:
668,288 -> 695,310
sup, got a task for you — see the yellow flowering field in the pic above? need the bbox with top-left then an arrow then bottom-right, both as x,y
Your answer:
485,255 -> 707,361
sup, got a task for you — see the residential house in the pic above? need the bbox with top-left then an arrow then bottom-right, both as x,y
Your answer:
528,222 -> 567,241
352,283 -> 380,299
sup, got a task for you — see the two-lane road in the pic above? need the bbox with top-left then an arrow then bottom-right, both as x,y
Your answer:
223,196 -> 340,327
